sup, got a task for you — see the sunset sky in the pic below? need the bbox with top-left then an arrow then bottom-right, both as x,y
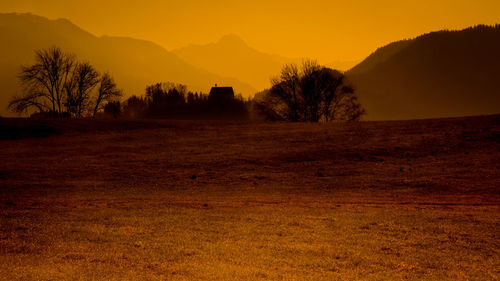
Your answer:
1,0 -> 499,63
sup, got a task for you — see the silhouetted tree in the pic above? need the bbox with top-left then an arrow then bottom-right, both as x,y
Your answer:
103,101 -> 121,118
306,66 -> 364,122
187,92 -> 196,105
258,60 -> 364,122
123,95 -> 147,118
300,60 -> 323,121
9,46 -> 123,118
269,64 -> 301,121
68,62 -> 99,117
8,92 -> 51,114
9,46 -> 75,114
252,90 -> 285,121
127,82 -> 249,119
93,73 -> 122,118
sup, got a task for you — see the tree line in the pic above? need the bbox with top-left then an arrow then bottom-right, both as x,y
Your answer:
103,61 -> 365,122
9,47 -> 364,122
118,82 -> 250,119
8,46 -> 122,118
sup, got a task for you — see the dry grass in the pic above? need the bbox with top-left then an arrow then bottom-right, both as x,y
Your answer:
0,115 -> 499,280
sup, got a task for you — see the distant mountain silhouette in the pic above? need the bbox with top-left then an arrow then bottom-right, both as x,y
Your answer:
347,25 -> 500,120
0,13 -> 256,116
173,34 -> 303,91
326,59 -> 361,72
2,13 -> 498,120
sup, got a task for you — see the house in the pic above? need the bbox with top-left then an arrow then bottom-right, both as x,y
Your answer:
206,84 -> 247,119
208,85 -> 234,103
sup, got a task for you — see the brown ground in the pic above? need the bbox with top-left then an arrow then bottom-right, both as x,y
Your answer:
0,115 -> 499,280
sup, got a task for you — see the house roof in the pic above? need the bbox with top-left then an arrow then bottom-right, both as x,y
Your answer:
209,87 -> 234,100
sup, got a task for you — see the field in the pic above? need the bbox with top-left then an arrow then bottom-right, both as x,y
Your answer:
0,115 -> 499,280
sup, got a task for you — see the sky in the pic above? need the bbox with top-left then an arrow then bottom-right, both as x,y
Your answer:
1,0 -> 499,62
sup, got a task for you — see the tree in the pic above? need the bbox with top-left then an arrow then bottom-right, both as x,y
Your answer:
252,90 -> 286,121
144,82 -> 187,117
9,46 -> 75,114
300,60 -> 323,121
8,46 -> 123,118
123,95 -> 147,118
309,67 -> 364,122
103,101 -> 122,118
269,64 -> 301,121
68,62 -> 100,117
127,82 -> 249,120
8,91 -> 52,114
92,73 -> 122,118
260,61 -> 365,122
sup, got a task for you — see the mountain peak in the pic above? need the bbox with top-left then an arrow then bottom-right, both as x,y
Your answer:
217,34 -> 247,46
0,12 -> 257,116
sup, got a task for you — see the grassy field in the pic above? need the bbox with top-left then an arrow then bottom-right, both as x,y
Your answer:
0,115 -> 499,280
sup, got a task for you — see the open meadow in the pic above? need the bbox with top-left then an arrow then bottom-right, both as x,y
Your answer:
0,116 -> 499,280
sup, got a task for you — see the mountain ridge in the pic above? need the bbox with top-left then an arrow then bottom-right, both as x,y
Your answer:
1,13 -> 498,120
172,34 -> 304,91
0,13 -> 256,116
346,25 -> 500,120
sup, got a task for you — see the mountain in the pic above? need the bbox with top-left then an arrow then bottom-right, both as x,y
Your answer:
0,13 -> 256,116
326,59 -> 362,72
173,34 -> 303,91
347,25 -> 500,120
2,13 -> 498,120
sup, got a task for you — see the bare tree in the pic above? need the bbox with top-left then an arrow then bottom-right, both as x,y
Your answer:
63,73 -> 78,115
259,61 -> 365,122
69,62 -> 99,117
300,60 -> 323,121
318,69 -> 346,122
252,89 -> 288,121
8,91 -> 52,114
9,46 -> 75,114
312,68 -> 364,122
92,73 -> 122,118
334,94 -> 365,121
9,47 -> 123,118
269,64 -> 301,121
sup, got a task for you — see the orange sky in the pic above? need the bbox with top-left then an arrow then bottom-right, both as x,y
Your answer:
1,0 -> 499,62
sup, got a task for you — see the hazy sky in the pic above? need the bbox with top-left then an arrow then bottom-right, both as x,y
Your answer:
1,0 -> 499,62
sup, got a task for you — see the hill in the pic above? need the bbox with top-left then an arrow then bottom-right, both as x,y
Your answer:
347,25 -> 500,120
0,13 -> 256,116
173,34 -> 304,91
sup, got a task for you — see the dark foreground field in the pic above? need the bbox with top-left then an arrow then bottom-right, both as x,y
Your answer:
0,115 -> 499,280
